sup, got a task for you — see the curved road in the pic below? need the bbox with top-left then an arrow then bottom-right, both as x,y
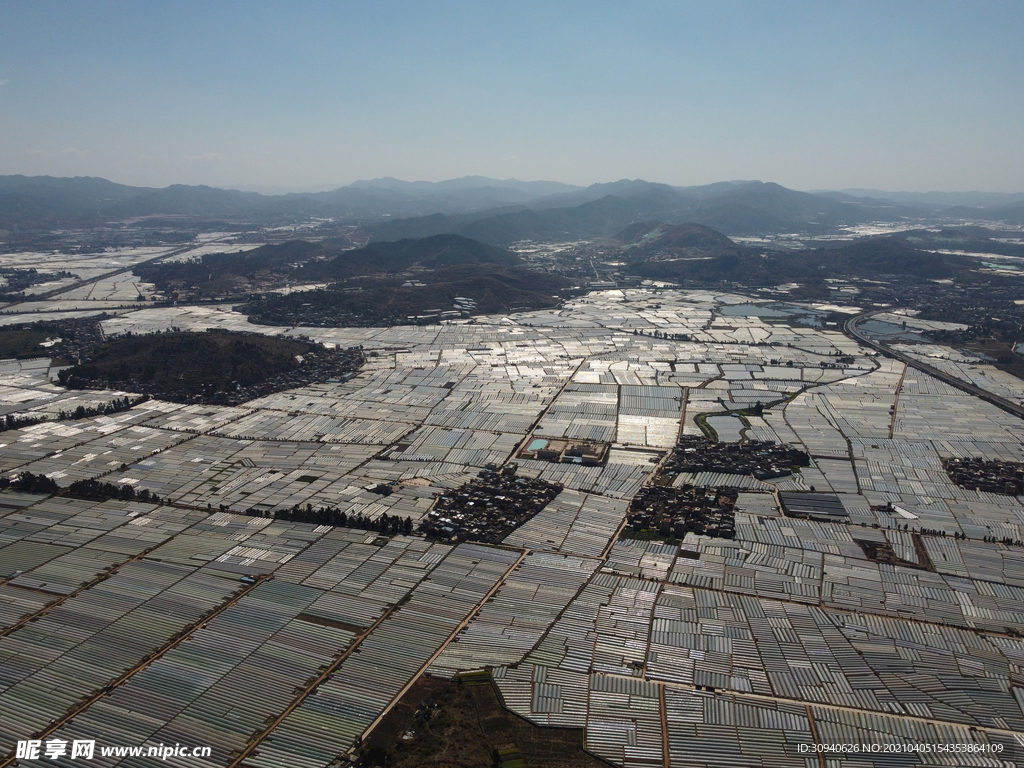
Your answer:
844,308 -> 1024,420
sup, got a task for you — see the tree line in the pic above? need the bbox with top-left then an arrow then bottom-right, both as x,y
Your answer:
0,471 -> 161,503
241,502 -> 413,535
0,395 -> 149,434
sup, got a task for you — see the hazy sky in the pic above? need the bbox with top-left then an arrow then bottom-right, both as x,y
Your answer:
1,1 -> 1021,193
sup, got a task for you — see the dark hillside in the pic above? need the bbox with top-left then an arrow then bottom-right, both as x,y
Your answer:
619,223 -> 746,282
135,235 -> 521,297
0,175 -> 148,229
674,182 -> 852,234
891,227 -> 1024,257
57,330 -> 362,404
299,234 -> 521,280
458,195 -> 644,244
364,180 -> 934,246
940,202 -> 1024,225
818,238 -> 958,279
110,184 -> 267,218
245,264 -> 567,327
135,240 -> 327,297
620,222 -> 740,253
613,220 -> 665,243
364,212 -> 461,242
364,196 -> 651,246
630,233 -> 975,285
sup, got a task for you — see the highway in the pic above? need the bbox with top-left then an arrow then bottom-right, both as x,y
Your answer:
843,308 -> 1024,420
0,235 -> 242,310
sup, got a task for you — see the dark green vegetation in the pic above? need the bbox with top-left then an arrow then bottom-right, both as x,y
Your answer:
0,414 -> 46,432
129,221 -> 1022,334
245,266 -> 567,327
136,234 -> 569,326
0,326 -> 53,359
134,239 -> 322,298
0,471 -> 160,503
56,330 -> 363,405
302,234 -> 521,279
53,395 -> 149,421
363,677 -> 605,768
64,478 -> 161,503
630,234 -> 976,286
615,220 -> 740,252
137,234 -> 528,297
0,471 -> 60,495
133,223 -> 1020,331
0,316 -> 108,364
243,503 -> 413,535
0,396 -> 150,435
140,233 -> 524,292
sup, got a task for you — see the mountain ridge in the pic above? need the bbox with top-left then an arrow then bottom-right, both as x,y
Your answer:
2,174 -> 1022,235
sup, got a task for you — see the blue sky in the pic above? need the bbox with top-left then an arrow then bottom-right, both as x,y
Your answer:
1,1 -> 1021,192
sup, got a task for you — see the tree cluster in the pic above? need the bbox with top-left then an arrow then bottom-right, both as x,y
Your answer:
242,502 -> 413,535
0,471 -> 60,495
56,395 -> 149,421
0,414 -> 46,433
65,478 -> 160,503
0,471 -> 160,503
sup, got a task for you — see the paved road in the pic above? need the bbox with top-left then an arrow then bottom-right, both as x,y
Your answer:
0,238 -> 228,309
843,308 -> 1024,420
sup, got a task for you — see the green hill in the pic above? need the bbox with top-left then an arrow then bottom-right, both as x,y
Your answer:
617,222 -> 740,253
135,234 -> 523,298
628,230 -> 974,285
298,234 -> 521,281
244,264 -> 567,327
58,330 -> 362,404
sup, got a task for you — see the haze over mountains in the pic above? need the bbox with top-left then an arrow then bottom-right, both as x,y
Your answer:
821,189 -> 1024,209
1,174 -> 1023,240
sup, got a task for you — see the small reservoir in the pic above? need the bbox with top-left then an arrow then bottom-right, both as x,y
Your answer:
706,414 -> 745,442
718,302 -> 830,328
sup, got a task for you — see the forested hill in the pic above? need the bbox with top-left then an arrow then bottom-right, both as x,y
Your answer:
135,234 -> 523,298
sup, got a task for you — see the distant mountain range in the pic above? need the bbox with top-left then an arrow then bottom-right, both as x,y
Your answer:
820,189 -> 1024,210
349,176 -> 580,196
1,174 -> 1022,237
363,180 -> 935,244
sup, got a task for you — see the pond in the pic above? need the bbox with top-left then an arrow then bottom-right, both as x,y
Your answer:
706,414 -> 745,442
718,302 -> 830,328
856,319 -> 927,343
